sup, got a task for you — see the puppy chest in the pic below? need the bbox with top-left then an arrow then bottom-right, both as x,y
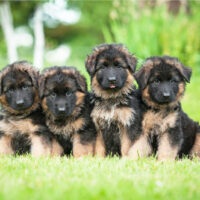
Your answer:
49,118 -> 85,137
0,119 -> 38,136
92,105 -> 135,128
142,110 -> 178,135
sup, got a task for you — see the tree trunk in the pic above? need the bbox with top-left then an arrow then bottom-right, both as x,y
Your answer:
0,2 -> 18,63
139,0 -> 190,14
167,0 -> 190,14
33,4 -> 44,70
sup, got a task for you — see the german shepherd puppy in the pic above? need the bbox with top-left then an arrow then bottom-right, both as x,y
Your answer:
85,44 -> 141,157
0,61 -> 56,156
39,66 -> 96,157
134,56 -> 200,160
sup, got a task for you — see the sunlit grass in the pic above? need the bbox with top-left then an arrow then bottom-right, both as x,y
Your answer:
0,156 -> 200,200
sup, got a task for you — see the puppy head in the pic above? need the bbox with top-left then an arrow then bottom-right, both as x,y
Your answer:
85,44 -> 137,98
135,56 -> 192,107
39,66 -> 87,119
0,61 -> 39,115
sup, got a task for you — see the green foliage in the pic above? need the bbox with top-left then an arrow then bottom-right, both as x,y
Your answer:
103,1 -> 200,73
0,156 -> 200,200
182,76 -> 200,121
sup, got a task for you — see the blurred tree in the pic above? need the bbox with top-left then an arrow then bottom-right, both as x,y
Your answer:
33,4 -> 45,69
139,0 -> 190,14
0,1 -> 18,62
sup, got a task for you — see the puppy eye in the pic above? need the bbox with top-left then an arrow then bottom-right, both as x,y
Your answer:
66,91 -> 72,96
8,88 -> 14,93
51,92 -> 56,97
170,79 -> 176,83
22,85 -> 29,90
103,62 -> 108,66
100,62 -> 108,69
114,61 -> 121,67
101,65 -> 106,69
153,79 -> 160,84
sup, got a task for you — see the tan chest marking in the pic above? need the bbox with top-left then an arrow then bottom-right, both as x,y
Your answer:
49,118 -> 84,137
142,111 -> 178,135
0,118 -> 38,136
92,105 -> 134,128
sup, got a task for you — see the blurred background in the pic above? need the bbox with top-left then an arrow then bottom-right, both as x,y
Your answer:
0,0 -> 200,119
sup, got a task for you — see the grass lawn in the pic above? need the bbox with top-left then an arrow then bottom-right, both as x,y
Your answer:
0,156 -> 200,200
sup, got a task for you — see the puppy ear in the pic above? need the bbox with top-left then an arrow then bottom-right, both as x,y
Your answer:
164,57 -> 192,83
38,75 -> 46,98
85,54 -> 96,76
178,65 -> 192,83
134,60 -> 152,90
75,72 -> 87,92
134,68 -> 149,90
125,53 -> 137,73
85,44 -> 110,76
16,61 -> 39,89
29,69 -> 39,89
0,73 -> 3,96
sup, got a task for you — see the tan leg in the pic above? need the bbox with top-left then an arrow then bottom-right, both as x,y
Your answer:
128,134 -> 152,160
190,133 -> 200,158
51,139 -> 64,157
157,133 -> 179,161
120,127 -> 132,157
0,135 -> 14,155
73,134 -> 94,158
94,131 -> 106,157
30,135 -> 51,157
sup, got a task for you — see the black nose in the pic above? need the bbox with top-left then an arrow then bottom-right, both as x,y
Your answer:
163,92 -> 170,98
57,106 -> 66,114
108,77 -> 116,81
16,99 -> 24,106
108,77 -> 116,84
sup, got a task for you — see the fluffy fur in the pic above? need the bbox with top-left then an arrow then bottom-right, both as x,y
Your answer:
85,43 -> 142,157
134,56 -> 200,160
0,61 -> 56,156
39,66 -> 96,157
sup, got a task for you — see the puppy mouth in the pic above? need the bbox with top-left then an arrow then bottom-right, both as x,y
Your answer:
157,99 -> 172,104
13,104 -> 32,111
109,84 -> 116,89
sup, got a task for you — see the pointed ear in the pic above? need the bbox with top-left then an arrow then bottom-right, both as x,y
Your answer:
75,72 -> 87,92
28,69 -> 39,89
0,73 -> 3,96
125,53 -> 137,73
85,44 -> 109,76
85,54 -> 97,76
38,75 -> 46,98
163,56 -> 192,83
134,65 -> 152,90
179,65 -> 192,83
134,68 -> 148,90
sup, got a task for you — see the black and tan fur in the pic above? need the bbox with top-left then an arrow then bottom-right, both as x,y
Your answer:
134,56 -> 200,160
0,61 -> 58,156
39,66 -> 96,157
85,43 -> 142,157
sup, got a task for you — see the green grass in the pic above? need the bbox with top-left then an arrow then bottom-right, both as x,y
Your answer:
181,76 -> 200,122
0,156 -> 200,200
